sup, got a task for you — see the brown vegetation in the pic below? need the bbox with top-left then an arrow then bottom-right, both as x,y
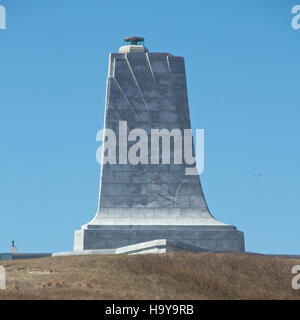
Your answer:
0,252 -> 299,300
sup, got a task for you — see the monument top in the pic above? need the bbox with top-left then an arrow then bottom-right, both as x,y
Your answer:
123,36 -> 144,45
119,35 -> 148,53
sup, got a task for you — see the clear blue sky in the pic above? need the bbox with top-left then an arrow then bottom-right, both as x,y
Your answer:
0,0 -> 299,254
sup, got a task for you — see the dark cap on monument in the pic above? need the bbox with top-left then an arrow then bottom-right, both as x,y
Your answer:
124,36 -> 144,45
120,36 -> 148,53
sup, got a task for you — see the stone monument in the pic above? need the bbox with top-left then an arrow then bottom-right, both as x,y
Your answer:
74,36 -> 245,253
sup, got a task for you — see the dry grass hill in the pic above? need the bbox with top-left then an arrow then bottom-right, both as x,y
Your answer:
0,252 -> 300,300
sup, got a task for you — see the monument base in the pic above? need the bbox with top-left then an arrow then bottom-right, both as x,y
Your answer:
74,225 -> 245,253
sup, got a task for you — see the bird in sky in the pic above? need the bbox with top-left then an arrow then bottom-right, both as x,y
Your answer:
253,173 -> 263,177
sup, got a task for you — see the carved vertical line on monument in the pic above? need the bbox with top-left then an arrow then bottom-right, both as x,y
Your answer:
166,56 -> 172,75
145,52 -> 157,87
104,77 -> 112,123
146,54 -> 172,115
108,55 -> 116,78
125,55 -> 150,112
173,183 -> 183,206
150,165 -> 160,191
108,103 -> 123,121
149,165 -> 179,204
175,184 -> 182,197
112,78 -> 140,122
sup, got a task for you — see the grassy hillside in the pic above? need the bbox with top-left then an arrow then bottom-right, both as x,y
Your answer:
0,252 -> 300,300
